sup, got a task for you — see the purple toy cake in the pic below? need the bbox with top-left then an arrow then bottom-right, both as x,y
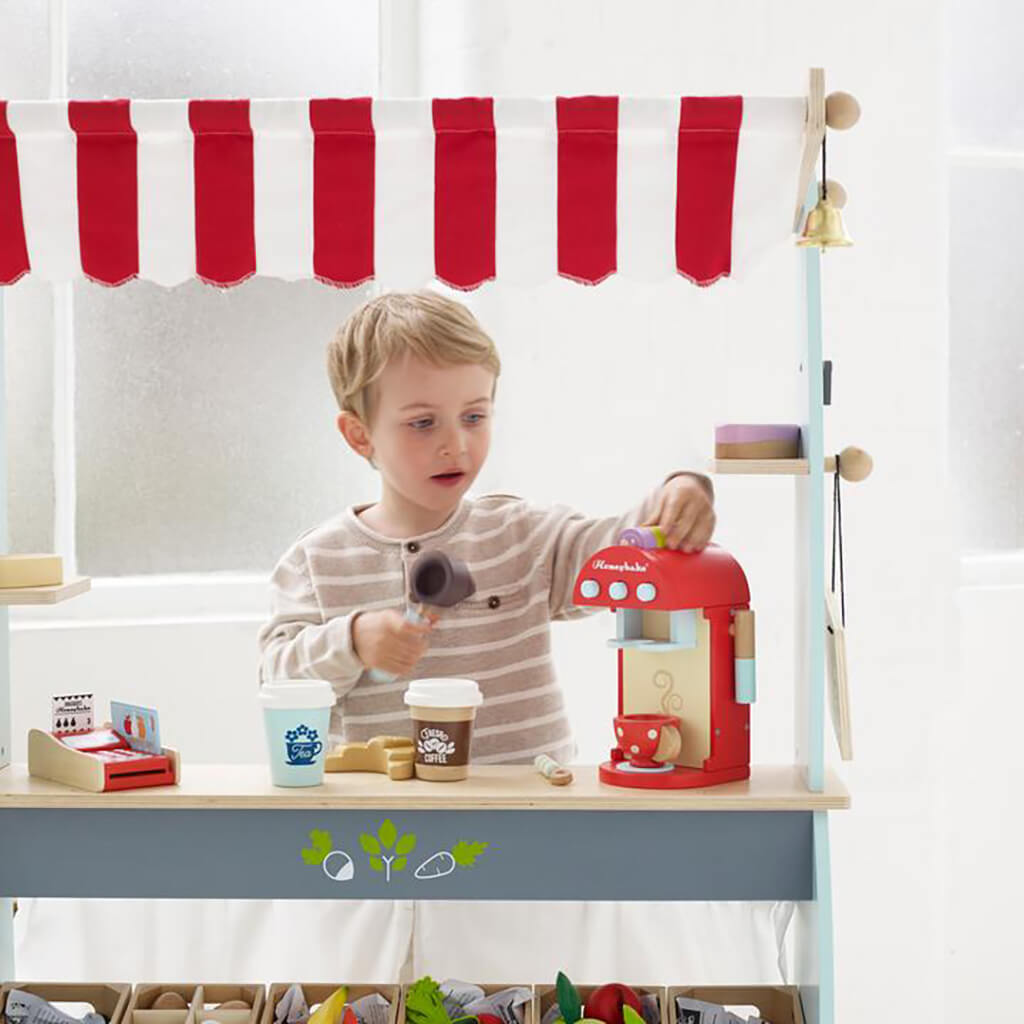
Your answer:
715,424 -> 802,459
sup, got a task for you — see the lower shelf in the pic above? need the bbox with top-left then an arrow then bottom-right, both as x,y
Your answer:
0,982 -> 805,1024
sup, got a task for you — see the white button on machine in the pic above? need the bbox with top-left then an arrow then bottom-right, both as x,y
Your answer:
580,579 -> 600,599
608,581 -> 628,600
636,582 -> 657,602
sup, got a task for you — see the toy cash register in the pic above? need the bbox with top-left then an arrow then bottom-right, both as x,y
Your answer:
28,700 -> 179,792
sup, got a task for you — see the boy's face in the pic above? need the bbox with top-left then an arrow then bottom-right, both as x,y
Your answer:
348,354 -> 494,515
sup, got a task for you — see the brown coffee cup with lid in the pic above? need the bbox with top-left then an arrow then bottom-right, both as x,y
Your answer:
404,677 -> 483,781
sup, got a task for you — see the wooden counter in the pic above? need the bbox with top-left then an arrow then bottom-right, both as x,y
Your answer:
0,762 -> 849,811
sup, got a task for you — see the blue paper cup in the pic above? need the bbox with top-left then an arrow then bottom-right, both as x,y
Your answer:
259,680 -> 335,787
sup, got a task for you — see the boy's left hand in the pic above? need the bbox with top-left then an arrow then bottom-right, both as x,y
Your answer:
640,474 -> 716,552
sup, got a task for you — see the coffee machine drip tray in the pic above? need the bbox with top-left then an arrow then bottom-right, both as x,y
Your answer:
613,761 -> 676,774
599,760 -> 751,790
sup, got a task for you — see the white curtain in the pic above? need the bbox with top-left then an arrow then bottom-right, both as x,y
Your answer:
14,899 -> 793,984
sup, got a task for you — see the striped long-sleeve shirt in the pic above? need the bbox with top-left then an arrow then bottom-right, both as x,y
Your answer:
258,478 -> 703,764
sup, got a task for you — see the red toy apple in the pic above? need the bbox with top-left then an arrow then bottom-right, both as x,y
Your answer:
583,985 -> 643,1024
476,1016 -> 502,1024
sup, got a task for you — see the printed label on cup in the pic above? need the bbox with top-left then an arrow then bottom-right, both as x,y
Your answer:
284,723 -> 324,766
415,719 -> 471,767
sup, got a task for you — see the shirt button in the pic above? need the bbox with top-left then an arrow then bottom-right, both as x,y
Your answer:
406,541 -> 420,553
487,595 -> 501,609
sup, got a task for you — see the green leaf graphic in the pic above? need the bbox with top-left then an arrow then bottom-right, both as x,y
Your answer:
378,819 -> 398,850
393,857 -> 408,873
301,828 -> 333,866
396,832 -> 417,856
555,971 -> 581,1024
452,840 -> 489,867
622,1008 -> 645,1024
360,833 -> 381,855
370,856 -> 385,873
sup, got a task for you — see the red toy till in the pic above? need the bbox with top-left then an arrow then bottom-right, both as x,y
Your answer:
572,527 -> 757,789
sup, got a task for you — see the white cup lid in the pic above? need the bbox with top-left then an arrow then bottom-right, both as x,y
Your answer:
404,677 -> 483,709
260,680 -> 335,710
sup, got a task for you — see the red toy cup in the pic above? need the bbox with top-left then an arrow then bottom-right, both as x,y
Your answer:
614,713 -> 682,767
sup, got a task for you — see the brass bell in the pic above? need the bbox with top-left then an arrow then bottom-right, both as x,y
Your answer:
796,194 -> 852,248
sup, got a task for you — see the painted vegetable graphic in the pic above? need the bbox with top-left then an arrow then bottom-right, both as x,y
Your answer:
300,829 -> 354,882
414,840 -> 489,879
360,819 -> 417,882
414,852 -> 456,880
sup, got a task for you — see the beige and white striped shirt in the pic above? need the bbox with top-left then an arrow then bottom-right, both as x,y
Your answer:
258,483 -> 689,765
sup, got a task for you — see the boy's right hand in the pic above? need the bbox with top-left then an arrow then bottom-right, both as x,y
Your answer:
351,609 -> 435,676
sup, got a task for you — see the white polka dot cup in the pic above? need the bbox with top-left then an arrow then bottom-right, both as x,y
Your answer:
613,713 -> 683,768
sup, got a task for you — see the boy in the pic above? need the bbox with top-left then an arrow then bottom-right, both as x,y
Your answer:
258,290 -> 715,761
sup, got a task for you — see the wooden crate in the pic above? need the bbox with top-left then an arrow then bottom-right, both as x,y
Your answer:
262,985 -> 399,1024
668,986 -> 804,1024
1,983 -> 131,1024
403,984 -> 535,1024
534,985 -> 665,1024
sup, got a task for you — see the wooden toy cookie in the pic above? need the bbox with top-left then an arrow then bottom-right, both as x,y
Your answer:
325,734 -> 415,780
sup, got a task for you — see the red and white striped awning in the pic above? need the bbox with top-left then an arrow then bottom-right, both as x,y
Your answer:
0,96 -> 804,290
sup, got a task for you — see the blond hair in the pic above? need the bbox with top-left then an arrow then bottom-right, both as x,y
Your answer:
327,290 -> 501,423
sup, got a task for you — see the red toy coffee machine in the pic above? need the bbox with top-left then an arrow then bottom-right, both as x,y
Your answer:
572,528 -> 757,789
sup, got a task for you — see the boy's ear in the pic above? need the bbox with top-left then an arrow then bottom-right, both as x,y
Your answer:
337,411 -> 374,461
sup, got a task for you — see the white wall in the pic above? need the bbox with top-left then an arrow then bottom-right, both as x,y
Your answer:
8,2 -> 955,1021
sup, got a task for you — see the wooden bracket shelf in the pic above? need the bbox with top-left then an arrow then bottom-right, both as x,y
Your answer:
0,576 -> 92,605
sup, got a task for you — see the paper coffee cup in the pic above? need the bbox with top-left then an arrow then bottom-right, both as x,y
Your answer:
259,680 -> 335,787
404,678 -> 483,781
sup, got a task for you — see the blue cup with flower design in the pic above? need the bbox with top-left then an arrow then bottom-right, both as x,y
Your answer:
259,680 -> 334,787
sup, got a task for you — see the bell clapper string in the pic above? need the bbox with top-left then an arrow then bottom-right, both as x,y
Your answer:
821,132 -> 828,201
831,452 -> 846,627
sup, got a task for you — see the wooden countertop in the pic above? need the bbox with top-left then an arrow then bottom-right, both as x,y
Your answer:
0,763 -> 849,811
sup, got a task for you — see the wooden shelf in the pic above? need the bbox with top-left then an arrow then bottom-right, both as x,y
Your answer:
0,576 -> 91,605
712,459 -> 810,476
0,762 -> 850,811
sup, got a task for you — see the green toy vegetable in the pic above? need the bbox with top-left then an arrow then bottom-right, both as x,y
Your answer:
555,972 -> 582,1024
405,978 -> 452,1024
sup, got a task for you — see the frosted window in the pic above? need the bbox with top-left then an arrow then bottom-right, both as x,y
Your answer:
1,1 -> 51,553
74,279 -> 376,574
0,1 -> 49,100
950,0 -> 1024,151
4,281 -> 55,555
68,0 -> 377,99
949,165 -> 1024,553
949,0 -> 1024,553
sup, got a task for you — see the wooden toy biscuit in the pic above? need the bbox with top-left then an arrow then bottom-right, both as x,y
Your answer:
325,734 -> 415,780
153,993 -> 189,1011
0,553 -> 63,588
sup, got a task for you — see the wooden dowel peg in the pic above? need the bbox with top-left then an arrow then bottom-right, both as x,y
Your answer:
825,91 -> 861,130
819,179 -> 847,209
825,446 -> 873,482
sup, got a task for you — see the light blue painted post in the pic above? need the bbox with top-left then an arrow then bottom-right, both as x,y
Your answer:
0,286 -> 15,983
798,811 -> 835,1024
795,179 -> 827,793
